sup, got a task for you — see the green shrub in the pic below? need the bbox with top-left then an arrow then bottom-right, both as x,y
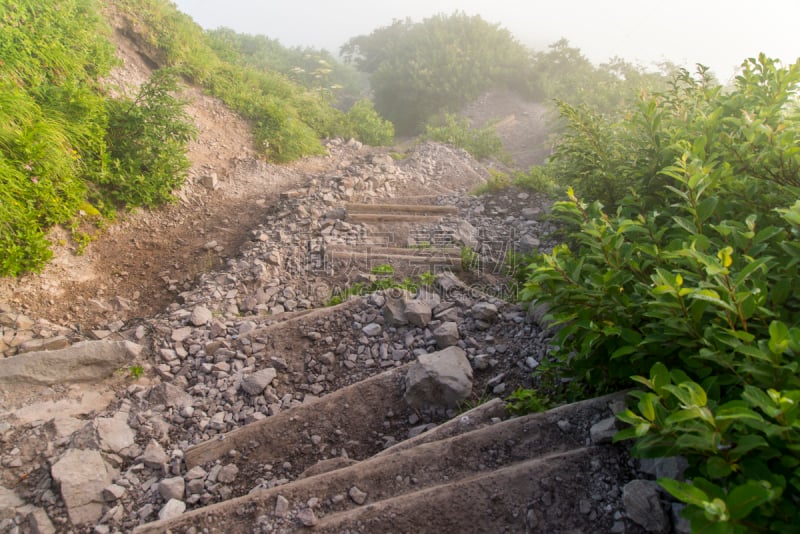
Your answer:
519,56 -> 800,532
341,99 -> 395,146
505,388 -> 551,415
104,69 -> 196,207
471,169 -> 511,195
424,114 -> 508,161
512,166 -> 557,195
0,0 -> 115,275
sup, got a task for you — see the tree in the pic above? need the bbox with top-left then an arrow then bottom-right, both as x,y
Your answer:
342,12 -> 539,134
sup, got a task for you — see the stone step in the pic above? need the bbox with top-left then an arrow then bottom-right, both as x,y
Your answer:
133,392 -> 626,533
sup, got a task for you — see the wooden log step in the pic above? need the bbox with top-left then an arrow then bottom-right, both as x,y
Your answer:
345,203 -> 458,215
347,213 -> 444,224
329,250 -> 462,270
328,245 -> 462,258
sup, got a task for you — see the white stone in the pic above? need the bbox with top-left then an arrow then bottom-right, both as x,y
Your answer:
240,368 -> 277,395
95,412 -> 135,454
158,499 -> 185,521
51,449 -> 118,525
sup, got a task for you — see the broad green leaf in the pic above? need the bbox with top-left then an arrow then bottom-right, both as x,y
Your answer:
689,290 -> 736,313
650,362 -> 670,394
768,321 -> 790,354
706,457 -> 733,479
729,434 -> 769,459
666,407 -> 705,425
658,478 -> 709,507
638,393 -> 659,422
727,481 -> 772,520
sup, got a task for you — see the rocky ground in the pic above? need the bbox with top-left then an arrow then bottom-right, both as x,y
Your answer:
0,16 -> 688,534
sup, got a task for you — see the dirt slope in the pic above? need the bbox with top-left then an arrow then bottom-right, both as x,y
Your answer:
0,25 -> 346,330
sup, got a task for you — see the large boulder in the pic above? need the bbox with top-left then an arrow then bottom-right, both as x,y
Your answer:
51,449 -> 118,525
404,347 -> 473,409
0,340 -> 141,385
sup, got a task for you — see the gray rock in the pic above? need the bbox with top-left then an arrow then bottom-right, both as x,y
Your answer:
241,368 -> 277,395
141,440 -> 168,469
527,300 -> 551,327
171,327 -> 193,342
433,321 -> 459,348
349,486 -> 368,505
158,499 -> 185,521
671,503 -> 691,534
450,220 -> 479,249
403,300 -> 432,327
623,479 -> 670,533
159,477 -> 185,501
324,207 -> 346,220
185,466 -> 207,480
0,340 -> 141,385
274,495 -> 289,518
102,484 -> 126,502
217,464 -> 239,484
51,449 -> 118,525
589,416 -> 618,444
404,346 -> 473,409
383,293 -> 409,326
0,485 -> 24,520
190,305 -> 213,326
95,412 -> 135,454
519,234 -> 541,253
25,506 -> 55,534
639,456 -> 689,481
200,173 -> 218,190
297,507 -> 317,526
362,323 -> 383,337
471,302 -> 498,322
148,383 -> 193,409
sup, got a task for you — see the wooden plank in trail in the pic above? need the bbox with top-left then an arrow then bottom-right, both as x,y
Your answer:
328,245 -> 462,258
345,203 -> 458,215
329,250 -> 462,271
347,213 -> 444,224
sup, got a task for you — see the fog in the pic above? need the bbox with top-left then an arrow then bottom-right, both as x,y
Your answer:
172,0 -> 799,83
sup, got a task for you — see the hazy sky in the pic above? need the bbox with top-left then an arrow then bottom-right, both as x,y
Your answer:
173,0 -> 800,83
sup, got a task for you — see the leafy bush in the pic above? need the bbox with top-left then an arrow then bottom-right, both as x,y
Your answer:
340,99 -> 395,146
205,28 -> 365,103
532,39 -> 674,117
103,69 -> 195,207
424,114 -> 508,161
342,13 -> 539,134
471,169 -> 511,195
512,166 -> 557,195
519,56 -> 800,532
